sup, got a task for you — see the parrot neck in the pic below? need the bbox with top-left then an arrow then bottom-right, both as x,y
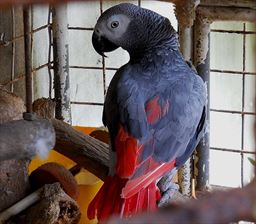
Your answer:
127,18 -> 179,62
128,36 -> 179,63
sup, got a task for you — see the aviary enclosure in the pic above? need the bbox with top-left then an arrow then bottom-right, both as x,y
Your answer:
0,0 -> 255,223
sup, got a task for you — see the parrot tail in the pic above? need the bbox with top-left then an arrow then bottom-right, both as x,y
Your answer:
87,175 -> 161,222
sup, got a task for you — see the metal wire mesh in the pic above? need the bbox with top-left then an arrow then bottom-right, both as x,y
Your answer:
210,22 -> 256,187
0,2 -> 255,189
0,5 -> 53,99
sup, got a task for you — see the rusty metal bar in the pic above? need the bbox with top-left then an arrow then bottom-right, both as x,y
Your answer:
178,159 -> 192,197
193,14 -> 211,191
211,29 -> 256,35
47,6 -> 53,99
0,0 -> 176,8
23,5 -> 33,113
2,0 -> 256,9
197,6 -> 256,22
10,6 -> 15,92
68,26 -> 94,31
71,101 -> 104,106
2,62 -> 52,86
52,4 -> 71,124
241,23 -> 246,187
210,109 -> 256,116
99,0 -> 107,96
177,27 -> 193,197
211,69 -> 256,76
31,23 -> 51,32
179,27 -> 193,61
255,97 -> 256,176
200,0 -> 256,9
0,24 -> 51,48
211,147 -> 256,155
174,0 -> 200,197
69,65 -> 118,71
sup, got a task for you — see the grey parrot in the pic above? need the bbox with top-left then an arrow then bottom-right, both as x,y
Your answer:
88,3 -> 206,221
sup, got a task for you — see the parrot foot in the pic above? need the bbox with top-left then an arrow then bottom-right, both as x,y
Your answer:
157,169 -> 183,207
157,169 -> 177,192
157,182 -> 180,207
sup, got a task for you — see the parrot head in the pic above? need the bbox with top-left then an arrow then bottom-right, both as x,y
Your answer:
92,3 -> 178,57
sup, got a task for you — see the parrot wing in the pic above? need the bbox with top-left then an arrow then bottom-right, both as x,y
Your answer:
114,66 -> 206,198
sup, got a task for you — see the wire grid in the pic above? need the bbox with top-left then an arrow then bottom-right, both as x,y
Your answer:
0,6 -> 53,98
69,0 -> 141,109
69,2 -> 256,190
1,2 -> 254,188
210,23 -> 256,187
69,1 -> 177,127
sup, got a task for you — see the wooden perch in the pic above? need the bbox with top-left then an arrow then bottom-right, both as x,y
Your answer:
32,98 -> 110,180
0,187 -> 42,223
0,118 -> 55,161
0,89 -> 31,212
51,118 -> 109,180
106,179 -> 256,224
23,183 -> 80,224
1,183 -> 80,224
0,88 -> 25,123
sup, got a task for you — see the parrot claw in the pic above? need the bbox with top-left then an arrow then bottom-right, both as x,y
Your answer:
157,183 -> 180,207
157,168 -> 177,192
157,168 -> 180,207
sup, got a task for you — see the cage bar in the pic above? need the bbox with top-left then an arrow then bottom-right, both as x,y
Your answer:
23,5 -> 33,113
52,4 -> 71,124
193,13 -> 211,191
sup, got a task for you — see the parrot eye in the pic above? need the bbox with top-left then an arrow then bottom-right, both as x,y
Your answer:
111,21 -> 119,28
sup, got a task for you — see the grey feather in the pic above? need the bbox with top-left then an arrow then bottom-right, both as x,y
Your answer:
94,2 -> 207,175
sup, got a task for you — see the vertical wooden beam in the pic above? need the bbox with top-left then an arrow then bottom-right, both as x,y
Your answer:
52,4 -> 71,124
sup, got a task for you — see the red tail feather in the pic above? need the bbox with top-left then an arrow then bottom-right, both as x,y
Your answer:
115,126 -> 143,178
88,125 -> 175,222
87,175 -> 160,222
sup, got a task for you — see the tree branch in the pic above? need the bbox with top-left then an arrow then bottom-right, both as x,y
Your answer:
51,118 -> 109,180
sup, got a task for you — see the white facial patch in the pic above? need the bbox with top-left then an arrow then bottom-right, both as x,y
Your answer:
106,14 -> 131,39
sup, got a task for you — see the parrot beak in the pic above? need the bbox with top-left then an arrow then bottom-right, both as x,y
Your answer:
92,31 -> 119,57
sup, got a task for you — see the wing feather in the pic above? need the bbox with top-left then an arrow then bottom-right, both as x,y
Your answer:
104,64 -> 206,198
